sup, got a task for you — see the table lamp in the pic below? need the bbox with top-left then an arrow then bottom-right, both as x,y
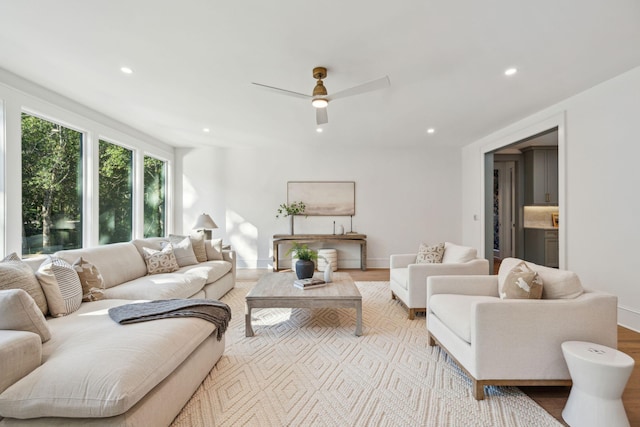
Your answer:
193,213 -> 218,240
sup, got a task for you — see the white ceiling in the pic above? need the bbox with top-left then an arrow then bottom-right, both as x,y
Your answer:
1,1 -> 639,150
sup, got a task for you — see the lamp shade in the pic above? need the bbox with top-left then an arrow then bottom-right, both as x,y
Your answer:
193,213 -> 218,230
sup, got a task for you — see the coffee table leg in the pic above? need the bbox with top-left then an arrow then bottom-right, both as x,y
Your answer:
355,300 -> 362,336
245,302 -> 254,337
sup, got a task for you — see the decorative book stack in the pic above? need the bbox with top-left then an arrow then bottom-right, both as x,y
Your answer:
293,278 -> 326,289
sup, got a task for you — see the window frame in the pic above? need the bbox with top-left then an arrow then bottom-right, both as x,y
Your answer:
0,75 -> 175,256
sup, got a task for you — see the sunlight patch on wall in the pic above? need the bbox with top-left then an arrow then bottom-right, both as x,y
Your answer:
182,176 -> 197,209
226,209 -> 258,268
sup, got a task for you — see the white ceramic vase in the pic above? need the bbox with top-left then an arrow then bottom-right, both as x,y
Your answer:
324,261 -> 333,283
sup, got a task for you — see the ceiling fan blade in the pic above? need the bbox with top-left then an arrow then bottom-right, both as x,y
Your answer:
251,82 -> 311,100
316,107 -> 328,125
328,75 -> 390,101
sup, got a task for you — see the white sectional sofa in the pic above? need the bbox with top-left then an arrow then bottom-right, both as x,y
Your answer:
0,236 -> 235,426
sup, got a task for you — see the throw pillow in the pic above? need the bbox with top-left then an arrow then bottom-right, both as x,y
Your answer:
36,256 -> 83,317
441,242 -> 477,263
72,257 -> 106,302
165,235 -> 199,267
500,261 -> 544,300
416,242 -> 445,264
205,238 -> 224,261
143,243 -> 179,274
190,232 -> 207,263
0,288 -> 51,342
0,253 -> 48,315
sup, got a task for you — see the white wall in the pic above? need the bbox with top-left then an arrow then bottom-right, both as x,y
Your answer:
177,145 -> 462,269
0,69 -> 175,255
462,66 -> 640,332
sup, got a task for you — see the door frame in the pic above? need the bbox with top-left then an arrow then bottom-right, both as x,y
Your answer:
481,112 -> 566,269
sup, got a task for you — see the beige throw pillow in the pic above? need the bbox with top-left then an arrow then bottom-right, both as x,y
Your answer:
36,256 -> 83,317
0,253 -> 48,315
72,257 -> 106,302
165,235 -> 199,267
500,261 -> 543,300
143,243 -> 179,274
205,238 -> 224,261
0,288 -> 51,342
190,232 -> 207,263
416,242 -> 445,264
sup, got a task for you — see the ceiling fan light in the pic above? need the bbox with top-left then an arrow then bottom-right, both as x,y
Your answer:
312,98 -> 328,108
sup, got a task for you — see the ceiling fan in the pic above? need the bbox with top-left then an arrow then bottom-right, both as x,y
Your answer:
252,67 -> 390,125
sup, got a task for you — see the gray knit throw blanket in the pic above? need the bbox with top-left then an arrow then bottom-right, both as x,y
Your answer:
108,299 -> 231,341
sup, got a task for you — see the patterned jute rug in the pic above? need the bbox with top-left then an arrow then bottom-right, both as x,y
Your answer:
171,281 -> 561,427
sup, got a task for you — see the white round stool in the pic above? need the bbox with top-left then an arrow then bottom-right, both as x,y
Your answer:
317,249 -> 338,272
561,341 -> 634,427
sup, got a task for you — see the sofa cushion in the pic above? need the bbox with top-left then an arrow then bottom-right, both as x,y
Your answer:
72,257 -> 106,302
429,294 -> 498,344
190,232 -> 207,263
165,235 -> 199,267
499,258 -> 583,299
0,254 -> 48,315
56,242 -> 148,289
131,237 -> 165,256
178,260 -> 232,284
143,244 -> 180,275
0,331 -> 42,395
416,242 -> 444,264
103,273 -> 207,300
35,256 -> 83,317
500,261 -> 543,300
390,267 -> 409,290
0,299 -> 217,419
205,238 -> 224,261
0,289 -> 51,342
442,242 -> 477,264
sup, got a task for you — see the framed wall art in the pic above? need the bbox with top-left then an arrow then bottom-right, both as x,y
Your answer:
287,181 -> 355,216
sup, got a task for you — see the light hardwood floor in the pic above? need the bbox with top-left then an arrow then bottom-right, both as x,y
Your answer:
236,268 -> 640,425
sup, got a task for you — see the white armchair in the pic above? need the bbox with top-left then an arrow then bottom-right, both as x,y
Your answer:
390,242 -> 489,319
426,258 -> 618,400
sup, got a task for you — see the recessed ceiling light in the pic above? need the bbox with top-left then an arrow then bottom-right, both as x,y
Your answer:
120,67 -> 133,74
427,128 -> 435,134
316,128 -> 323,133
203,128 -> 210,133
504,67 -> 518,76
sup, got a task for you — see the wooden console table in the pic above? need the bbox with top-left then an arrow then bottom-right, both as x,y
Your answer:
272,233 -> 367,271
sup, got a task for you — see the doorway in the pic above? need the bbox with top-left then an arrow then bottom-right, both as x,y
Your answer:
484,126 -> 561,269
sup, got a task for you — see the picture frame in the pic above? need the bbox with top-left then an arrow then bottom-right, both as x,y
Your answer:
552,213 -> 559,228
287,181 -> 355,216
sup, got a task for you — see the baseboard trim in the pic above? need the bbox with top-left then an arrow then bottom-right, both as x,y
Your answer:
618,305 -> 640,333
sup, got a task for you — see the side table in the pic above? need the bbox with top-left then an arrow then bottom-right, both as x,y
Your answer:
561,341 -> 634,427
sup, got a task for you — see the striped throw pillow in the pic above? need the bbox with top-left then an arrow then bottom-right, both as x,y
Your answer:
36,256 -> 83,317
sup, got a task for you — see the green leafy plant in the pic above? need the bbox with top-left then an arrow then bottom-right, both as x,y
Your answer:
276,201 -> 306,218
285,242 -> 318,262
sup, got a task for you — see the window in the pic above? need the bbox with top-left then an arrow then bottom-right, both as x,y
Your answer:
143,156 -> 166,238
99,140 -> 133,244
21,114 -> 83,255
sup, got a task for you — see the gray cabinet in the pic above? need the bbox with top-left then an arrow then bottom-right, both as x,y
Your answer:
524,147 -> 558,205
524,229 -> 559,267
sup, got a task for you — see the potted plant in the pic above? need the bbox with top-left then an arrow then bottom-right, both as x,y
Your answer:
286,242 -> 317,279
276,201 -> 306,235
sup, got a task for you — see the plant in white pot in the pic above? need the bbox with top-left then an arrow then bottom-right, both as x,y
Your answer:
276,201 -> 306,235
286,242 -> 317,279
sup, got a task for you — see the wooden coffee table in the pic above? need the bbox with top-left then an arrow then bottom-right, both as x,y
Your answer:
245,272 -> 362,337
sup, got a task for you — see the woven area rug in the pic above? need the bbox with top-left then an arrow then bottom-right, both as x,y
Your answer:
171,281 -> 561,427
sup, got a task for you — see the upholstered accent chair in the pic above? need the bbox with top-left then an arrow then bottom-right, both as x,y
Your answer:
426,257 -> 618,400
389,242 -> 489,319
